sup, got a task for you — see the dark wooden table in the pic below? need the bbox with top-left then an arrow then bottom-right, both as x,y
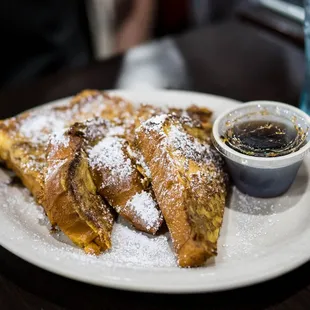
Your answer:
0,19 -> 308,310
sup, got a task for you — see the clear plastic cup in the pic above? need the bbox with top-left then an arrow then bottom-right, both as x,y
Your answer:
212,101 -> 310,198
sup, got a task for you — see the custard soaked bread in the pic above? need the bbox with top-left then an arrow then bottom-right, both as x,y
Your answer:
0,88 -> 227,266
64,118 -> 163,234
0,90 -> 133,253
45,133 -> 114,254
0,90 -> 134,204
135,114 -> 227,267
132,103 -> 215,185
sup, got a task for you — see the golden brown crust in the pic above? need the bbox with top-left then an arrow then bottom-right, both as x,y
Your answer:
66,89 -> 135,122
0,89 -> 135,203
0,88 -> 226,266
68,119 -> 163,234
45,134 -> 114,254
135,114 -> 226,267
0,90 -> 134,252
0,118 -> 46,204
185,105 -> 213,133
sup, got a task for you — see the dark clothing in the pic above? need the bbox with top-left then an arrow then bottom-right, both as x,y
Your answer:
1,0 -> 92,87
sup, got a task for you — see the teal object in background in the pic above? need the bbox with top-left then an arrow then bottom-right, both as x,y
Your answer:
300,0 -> 310,114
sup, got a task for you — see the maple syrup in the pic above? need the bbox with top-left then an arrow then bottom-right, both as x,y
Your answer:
222,120 -> 304,157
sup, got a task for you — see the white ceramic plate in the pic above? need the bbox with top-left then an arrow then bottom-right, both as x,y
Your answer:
1,90 -> 310,293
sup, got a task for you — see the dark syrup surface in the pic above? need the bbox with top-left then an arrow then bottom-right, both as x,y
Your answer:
222,120 -> 304,157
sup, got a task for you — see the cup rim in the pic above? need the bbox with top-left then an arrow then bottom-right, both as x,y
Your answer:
212,101 -> 310,168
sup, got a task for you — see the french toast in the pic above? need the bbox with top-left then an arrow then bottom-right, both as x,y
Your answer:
135,114 -> 227,267
0,89 -> 134,203
0,88 -> 228,267
131,104 -> 214,182
45,133 -> 114,254
64,118 -> 163,234
0,89 -> 133,253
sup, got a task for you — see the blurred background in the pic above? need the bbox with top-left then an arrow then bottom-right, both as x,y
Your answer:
0,0 -> 305,89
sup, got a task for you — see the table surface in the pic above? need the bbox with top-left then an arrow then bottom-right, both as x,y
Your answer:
0,19 -> 309,310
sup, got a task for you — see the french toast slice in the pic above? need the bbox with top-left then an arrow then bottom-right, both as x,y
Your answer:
0,89 -> 134,253
45,133 -> 114,254
65,118 -> 163,234
0,87 -> 226,263
135,114 -> 227,267
131,104 -> 213,181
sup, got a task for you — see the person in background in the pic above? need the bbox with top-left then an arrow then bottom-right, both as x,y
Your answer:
1,0 -> 157,88
0,0 -> 237,88
89,0 -> 156,59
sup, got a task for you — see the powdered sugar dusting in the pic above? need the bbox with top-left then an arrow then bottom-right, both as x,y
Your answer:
19,114 -> 66,144
14,92 -> 127,149
79,95 -> 105,116
75,118 -> 112,140
128,147 -> 152,179
107,125 -> 125,137
45,131 -> 70,181
168,124 -> 206,161
49,130 -> 69,148
72,118 -> 125,142
47,130 -> 70,158
137,154 -> 152,179
137,114 -> 168,133
102,221 -> 175,267
139,115 -> 223,188
125,191 -> 162,230
0,169 -> 176,268
88,137 -> 133,179
218,186 -> 284,260
139,114 -> 215,165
